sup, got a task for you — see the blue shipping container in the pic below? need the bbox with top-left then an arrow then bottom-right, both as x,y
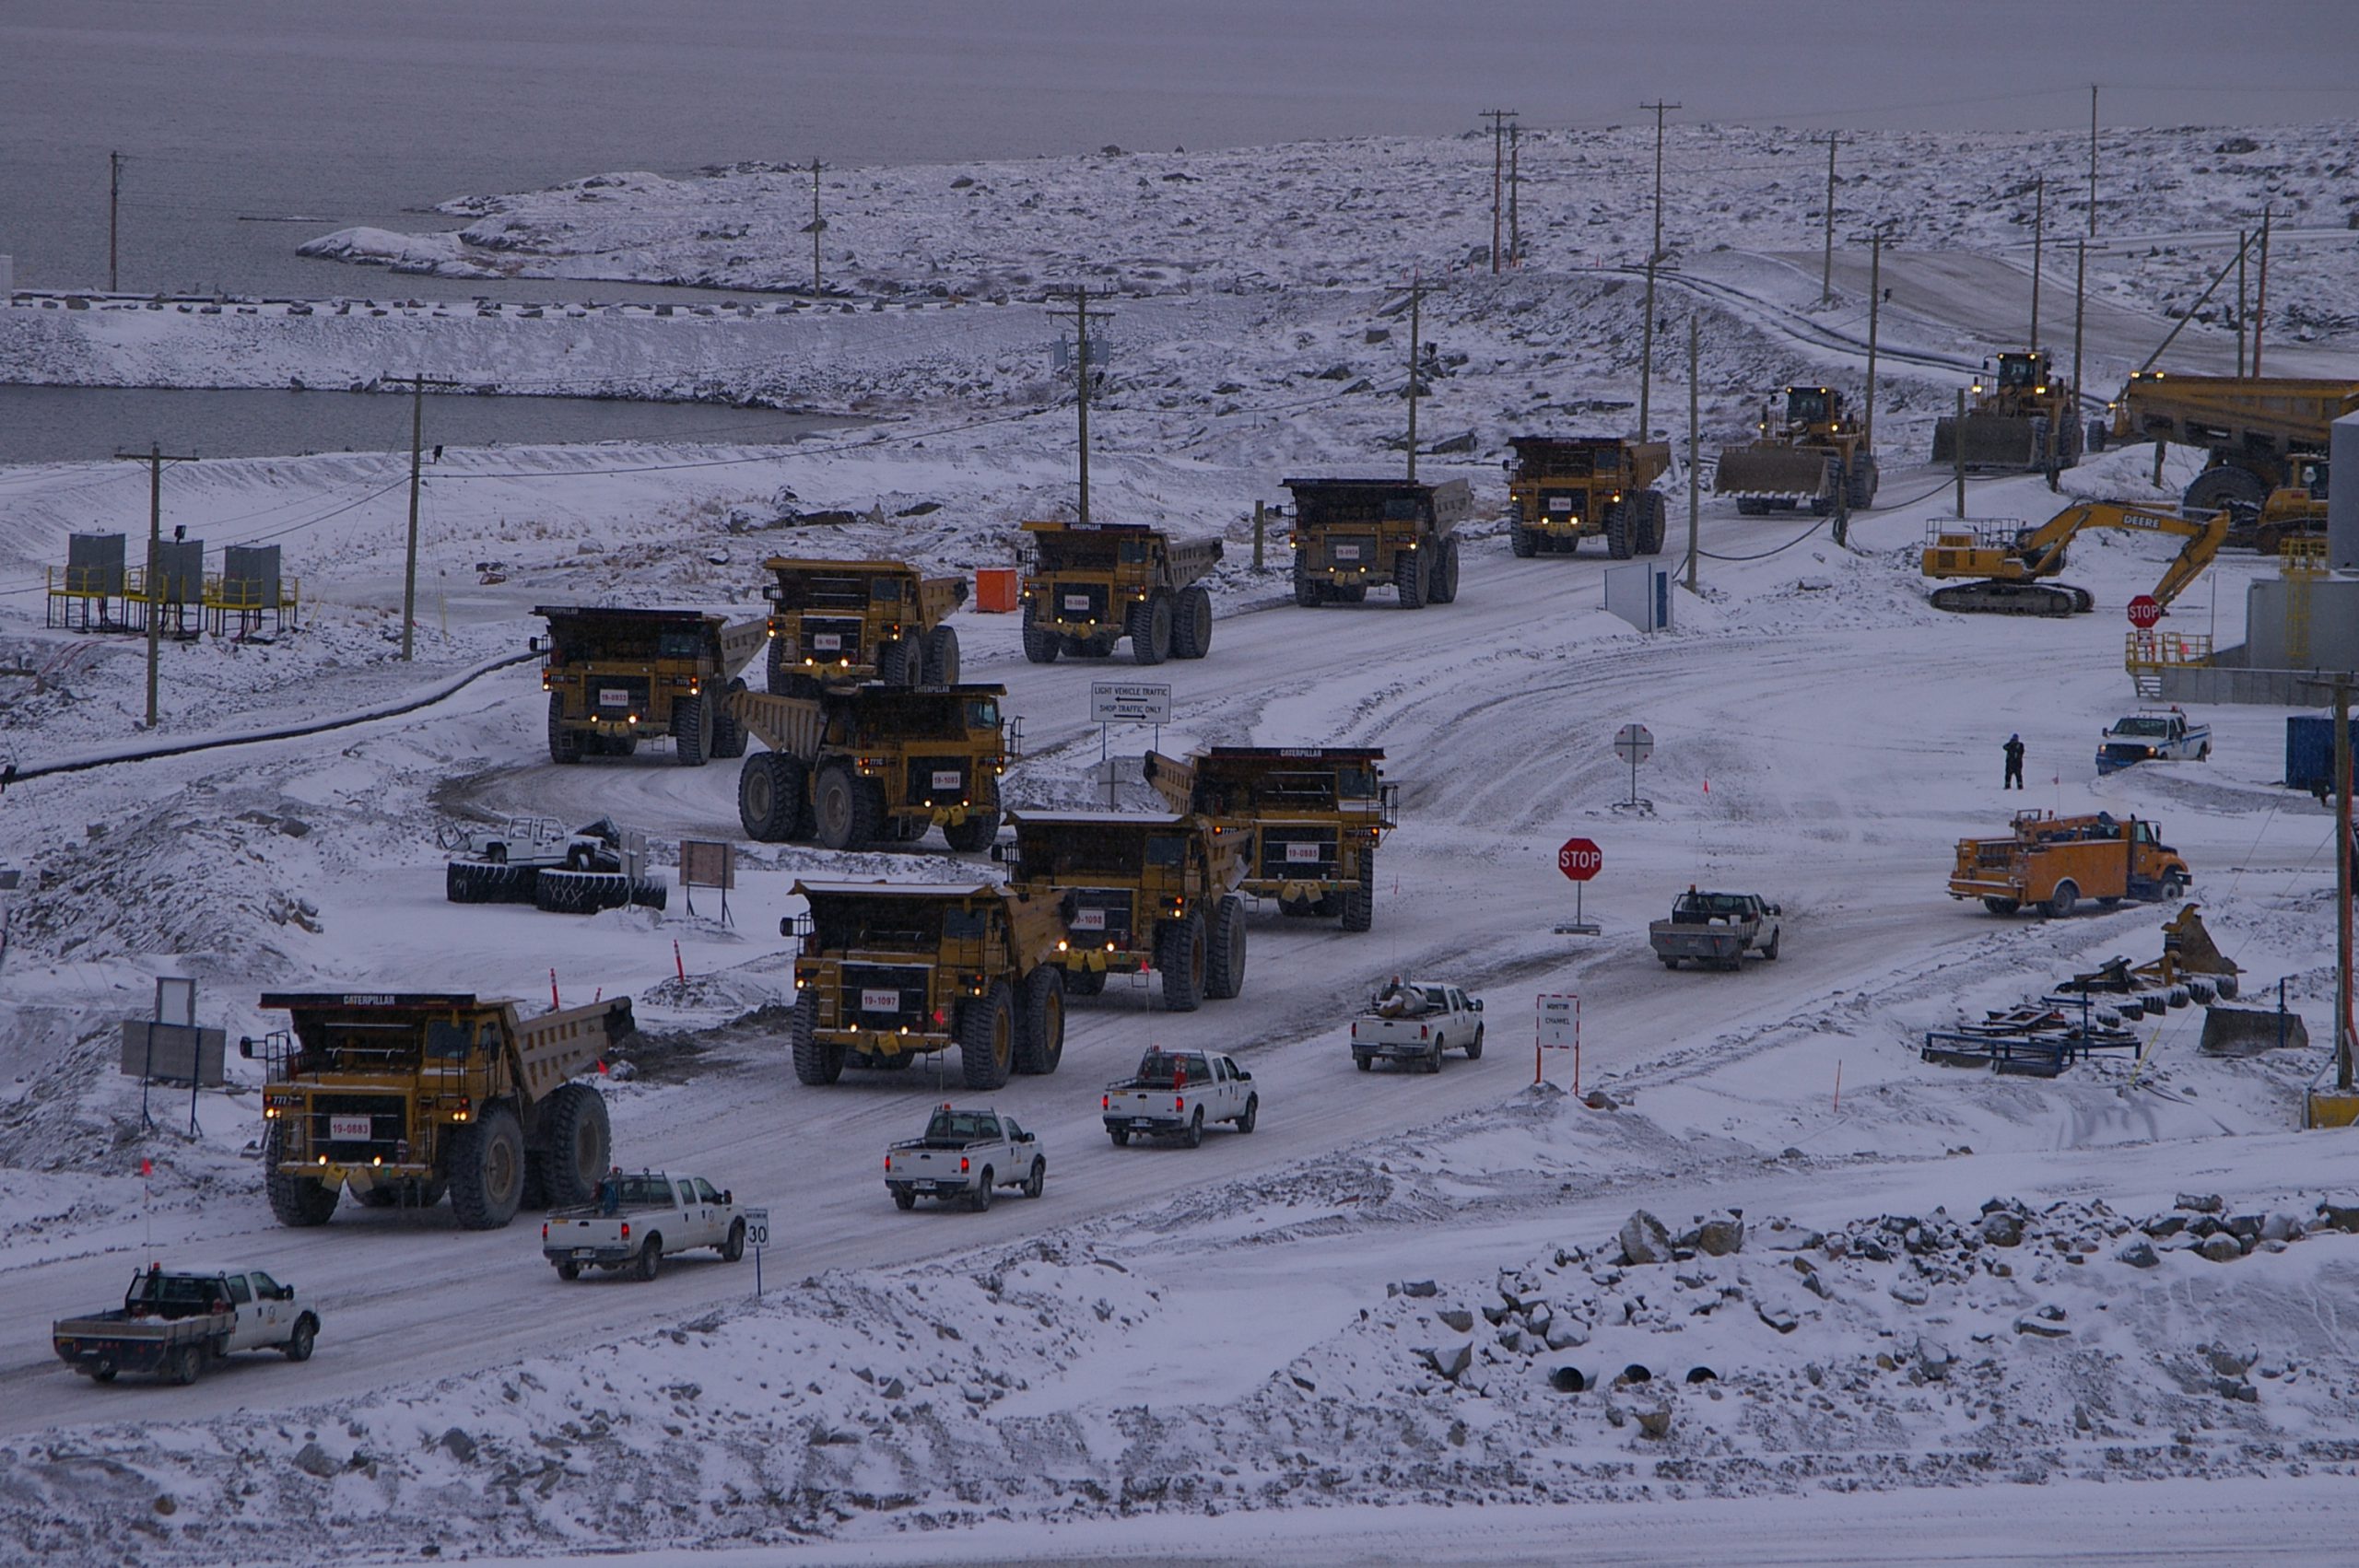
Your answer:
2286,715 -> 2359,799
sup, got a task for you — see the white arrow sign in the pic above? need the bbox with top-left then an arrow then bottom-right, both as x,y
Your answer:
1090,681 -> 1172,724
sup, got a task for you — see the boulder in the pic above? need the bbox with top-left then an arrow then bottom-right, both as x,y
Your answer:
2204,1343 -> 2258,1377
1695,1214 -> 1746,1257
438,1428 -> 478,1464
2116,1239 -> 2160,1270
2177,1192 -> 2224,1215
1635,1406 -> 1673,1440
293,1443 -> 340,1479
2013,1316 -> 2072,1339
1544,1319 -> 1590,1352
2318,1199 -> 2359,1234
2197,1233 -> 2245,1263
1619,1211 -> 1675,1266
1914,1338 -> 1954,1380
2260,1212 -> 2306,1244
1394,1280 -> 1439,1299
1756,1304 -> 1799,1335
1437,1308 -> 1474,1333
1417,1342 -> 1473,1382
1978,1211 -> 2025,1247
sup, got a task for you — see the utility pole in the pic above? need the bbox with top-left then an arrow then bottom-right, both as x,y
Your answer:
115,444 -> 198,728
2029,174 -> 2045,348
109,152 -> 123,293
1404,271 -> 1425,481
802,158 -> 827,296
1816,133 -> 1840,305
1048,287 -> 1114,523
1638,99 -> 1678,442
1864,227 -> 1883,456
1954,388 -> 1967,519
1684,314 -> 1699,592
2252,206 -> 2271,378
2072,239 -> 2087,406
2236,228 -> 2248,377
1480,110 -> 1515,274
2337,676 -> 2353,1094
2087,85 -> 2099,240
389,373 -> 462,661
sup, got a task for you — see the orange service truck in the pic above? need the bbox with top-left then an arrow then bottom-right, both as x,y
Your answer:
1949,810 -> 2191,918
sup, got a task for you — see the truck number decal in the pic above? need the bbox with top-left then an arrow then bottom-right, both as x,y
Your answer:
329,1116 -> 372,1141
812,632 -> 841,650
1547,497 -> 1574,513
1062,594 -> 1092,613
1074,908 -> 1107,930
597,688 -> 629,708
861,989 -> 902,1013
1285,842 -> 1322,863
931,769 -> 963,791
1332,544 -> 1361,561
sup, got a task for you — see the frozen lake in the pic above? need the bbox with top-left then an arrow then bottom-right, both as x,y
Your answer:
3,0 -> 2352,299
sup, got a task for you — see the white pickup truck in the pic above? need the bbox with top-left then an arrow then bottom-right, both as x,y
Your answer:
884,1106 -> 1046,1211
1351,980 -> 1485,1073
53,1265 -> 319,1386
1102,1048 -> 1261,1146
440,814 -> 626,872
542,1170 -> 745,1281
2095,708 -> 2212,777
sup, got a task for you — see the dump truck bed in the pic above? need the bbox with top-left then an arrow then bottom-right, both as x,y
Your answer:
2112,375 -> 2359,449
512,998 -> 636,1105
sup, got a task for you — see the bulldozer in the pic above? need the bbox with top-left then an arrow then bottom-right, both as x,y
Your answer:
1919,498 -> 2228,617
1931,351 -> 2083,474
1715,385 -> 1878,515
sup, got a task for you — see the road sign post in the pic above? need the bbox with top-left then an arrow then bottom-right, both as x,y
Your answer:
1613,723 -> 1654,807
743,1206 -> 770,1297
2126,594 -> 2162,629
1537,992 -> 1579,1093
1555,836 -> 1602,934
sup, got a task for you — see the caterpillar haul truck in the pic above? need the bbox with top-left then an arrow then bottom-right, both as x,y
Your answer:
1018,521 -> 1224,666
1282,478 -> 1469,609
782,880 -> 1070,1088
730,684 -> 1016,852
1931,351 -> 2083,474
2105,371 -> 2359,516
1714,385 -> 1880,515
535,606 -> 768,766
761,557 -> 968,694
1143,746 -> 1395,930
999,810 -> 1249,1011
1919,499 -> 2228,617
1503,437 -> 1671,559
247,991 -> 636,1230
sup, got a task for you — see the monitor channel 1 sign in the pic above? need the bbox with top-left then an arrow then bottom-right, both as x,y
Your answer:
1089,681 -> 1172,724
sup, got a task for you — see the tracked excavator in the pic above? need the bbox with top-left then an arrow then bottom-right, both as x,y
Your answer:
1919,500 -> 2229,617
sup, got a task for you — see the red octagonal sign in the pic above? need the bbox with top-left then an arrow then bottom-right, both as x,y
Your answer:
2126,594 -> 2163,629
1557,837 -> 1603,883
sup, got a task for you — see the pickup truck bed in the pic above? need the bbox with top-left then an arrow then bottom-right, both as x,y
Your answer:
1351,982 -> 1485,1073
543,1171 -> 745,1281
885,1107 -> 1046,1211
1649,891 -> 1782,971
1103,1049 -> 1260,1146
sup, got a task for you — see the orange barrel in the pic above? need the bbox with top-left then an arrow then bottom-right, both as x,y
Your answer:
974,567 -> 1020,613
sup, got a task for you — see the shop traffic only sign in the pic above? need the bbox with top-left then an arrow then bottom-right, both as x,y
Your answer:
1557,837 -> 1602,882
1089,682 -> 1172,723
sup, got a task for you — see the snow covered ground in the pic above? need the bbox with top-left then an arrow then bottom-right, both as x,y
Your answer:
1,122 -> 2356,1566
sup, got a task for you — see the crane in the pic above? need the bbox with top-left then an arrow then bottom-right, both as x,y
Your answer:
1919,500 -> 2230,617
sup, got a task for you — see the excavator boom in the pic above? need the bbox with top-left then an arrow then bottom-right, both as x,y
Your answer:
1922,500 -> 2227,617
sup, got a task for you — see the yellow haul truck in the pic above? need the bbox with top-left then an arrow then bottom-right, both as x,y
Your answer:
1504,437 -> 1671,558
2106,371 -> 2359,515
1000,809 -> 1248,1010
1143,745 -> 1395,930
1282,477 -> 1469,609
730,683 -> 1017,852
1716,384 -> 1880,515
247,991 -> 636,1230
535,605 -> 767,766
760,556 -> 968,693
783,880 -> 1070,1088
1017,521 -> 1225,666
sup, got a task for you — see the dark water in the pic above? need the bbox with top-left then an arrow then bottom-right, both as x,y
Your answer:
0,384 -> 843,465
2,1 -> 2352,301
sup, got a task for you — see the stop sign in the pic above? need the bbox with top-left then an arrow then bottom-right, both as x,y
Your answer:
1557,837 -> 1602,883
2127,595 -> 2162,628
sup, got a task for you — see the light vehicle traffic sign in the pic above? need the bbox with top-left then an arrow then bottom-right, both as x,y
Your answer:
1089,681 -> 1172,723
2126,595 -> 2162,629
1556,837 -> 1602,883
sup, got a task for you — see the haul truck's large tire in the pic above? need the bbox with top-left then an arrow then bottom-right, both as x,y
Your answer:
672,695 -> 711,767
1128,591 -> 1172,665
1205,895 -> 1247,1000
1170,585 -> 1214,659
535,1083 -> 611,1210
264,1123 -> 340,1228
738,752 -> 806,842
813,761 -> 882,850
547,694 -> 582,765
448,1105 -> 526,1231
943,783 -> 1002,854
1640,492 -> 1669,556
1340,852 -> 1376,932
710,678 -> 748,758
959,982 -> 1016,1091
1157,908 -> 1207,1012
1021,604 -> 1061,663
1393,547 -> 1427,608
1016,965 -> 1065,1076
923,626 -> 961,685
788,994 -> 843,1086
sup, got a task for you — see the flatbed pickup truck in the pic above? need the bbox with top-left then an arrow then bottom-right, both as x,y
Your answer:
1649,890 -> 1783,970
884,1105 -> 1046,1211
542,1171 -> 745,1281
1350,980 -> 1485,1072
53,1264 -> 319,1386
1102,1048 -> 1260,1146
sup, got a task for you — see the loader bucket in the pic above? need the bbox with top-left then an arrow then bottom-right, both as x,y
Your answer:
1931,415 -> 2045,471
2159,903 -> 2238,980
1713,446 -> 1833,501
2199,1005 -> 2306,1058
